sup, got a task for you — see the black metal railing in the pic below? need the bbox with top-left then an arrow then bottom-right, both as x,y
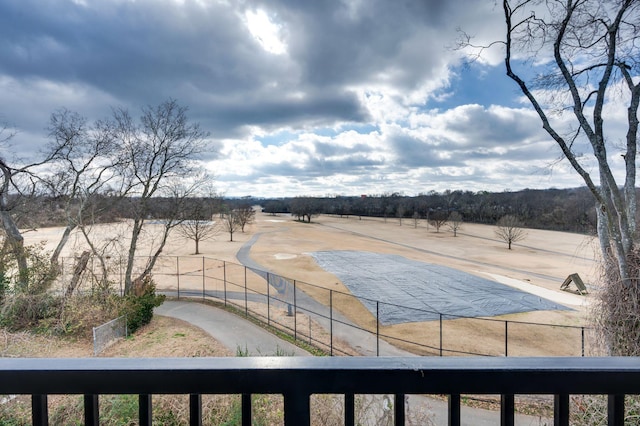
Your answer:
1,357 -> 638,426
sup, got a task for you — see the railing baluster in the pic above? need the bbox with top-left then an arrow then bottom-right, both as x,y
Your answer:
345,393 -> 355,426
500,394 -> 514,426
554,394 -> 569,426
448,394 -> 461,426
139,394 -> 152,426
31,394 -> 48,426
284,392 -> 310,426
84,394 -> 99,426
608,394 -> 625,426
242,393 -> 252,426
189,393 -> 202,426
394,393 -> 405,426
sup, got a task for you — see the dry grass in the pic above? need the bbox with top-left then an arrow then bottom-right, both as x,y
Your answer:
4,212 -> 600,423
0,316 -> 269,425
24,212 -> 595,359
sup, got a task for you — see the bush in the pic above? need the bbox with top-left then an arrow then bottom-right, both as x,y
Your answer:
57,294 -> 121,338
0,293 -> 63,332
121,276 -> 165,333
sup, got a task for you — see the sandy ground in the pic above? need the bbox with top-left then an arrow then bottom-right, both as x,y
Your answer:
23,211 -> 596,356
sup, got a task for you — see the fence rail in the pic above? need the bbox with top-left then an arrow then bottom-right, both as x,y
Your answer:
1,356 -> 637,425
57,255 -> 590,357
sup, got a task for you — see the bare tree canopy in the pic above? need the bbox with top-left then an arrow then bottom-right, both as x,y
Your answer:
448,211 -> 463,237
290,197 -> 319,223
113,99 -> 209,294
220,209 -> 240,242
495,214 -> 527,250
499,0 -> 638,282
461,0 -> 639,282
177,197 -> 219,254
428,209 -> 448,233
234,204 -> 256,232
45,108 -> 121,269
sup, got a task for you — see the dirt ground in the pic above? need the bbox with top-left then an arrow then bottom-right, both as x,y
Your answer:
23,211 -> 597,356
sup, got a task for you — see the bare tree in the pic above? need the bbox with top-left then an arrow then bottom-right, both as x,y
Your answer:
495,215 -> 527,250
448,211 -> 463,237
114,100 -> 209,294
0,124 -> 28,286
290,197 -> 319,223
412,211 -> 420,229
177,198 -> 219,254
220,209 -> 240,242
460,0 -> 639,285
428,209 -> 448,233
396,205 -> 405,226
234,204 -> 255,232
45,109 -> 121,273
0,121 -> 71,290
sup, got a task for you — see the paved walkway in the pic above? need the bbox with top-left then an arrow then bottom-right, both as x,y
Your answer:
155,300 -> 309,356
155,300 -> 550,426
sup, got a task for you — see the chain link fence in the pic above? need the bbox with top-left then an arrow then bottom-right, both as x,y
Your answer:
93,315 -> 127,356
58,255 -> 591,357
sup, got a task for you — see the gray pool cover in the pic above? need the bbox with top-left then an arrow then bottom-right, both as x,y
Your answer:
310,250 -> 570,325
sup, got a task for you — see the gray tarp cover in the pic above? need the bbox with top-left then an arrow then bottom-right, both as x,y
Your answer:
311,250 -> 570,325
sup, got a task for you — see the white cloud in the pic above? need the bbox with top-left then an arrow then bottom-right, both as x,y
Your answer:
0,0 -> 628,197
244,9 -> 288,55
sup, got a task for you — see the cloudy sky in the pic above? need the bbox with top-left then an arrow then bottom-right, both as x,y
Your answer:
0,0 -> 626,197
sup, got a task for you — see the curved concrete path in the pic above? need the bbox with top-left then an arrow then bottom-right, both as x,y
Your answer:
155,300 -> 310,356
155,301 -> 550,426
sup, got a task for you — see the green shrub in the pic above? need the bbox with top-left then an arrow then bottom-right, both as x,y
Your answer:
121,276 -> 165,333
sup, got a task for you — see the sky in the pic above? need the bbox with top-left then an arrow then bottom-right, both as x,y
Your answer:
0,0 -> 630,198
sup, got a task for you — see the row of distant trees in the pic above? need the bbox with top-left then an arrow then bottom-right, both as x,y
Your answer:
261,187 -> 600,235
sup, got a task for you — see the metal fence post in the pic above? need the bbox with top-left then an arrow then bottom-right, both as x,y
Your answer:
330,290 -> 333,356
439,313 -> 443,357
244,266 -> 248,317
223,260 -> 227,306
505,321 -> 509,357
266,273 -> 271,326
376,301 -> 380,357
176,256 -> 180,300
581,327 -> 585,357
293,280 -> 297,341
202,257 -> 205,301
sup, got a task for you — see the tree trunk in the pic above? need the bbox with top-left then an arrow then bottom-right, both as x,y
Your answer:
50,222 -> 76,267
124,219 -> 143,295
0,210 -> 28,290
66,250 -> 90,297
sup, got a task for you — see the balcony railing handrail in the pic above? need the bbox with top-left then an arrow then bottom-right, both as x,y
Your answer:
1,357 -> 639,425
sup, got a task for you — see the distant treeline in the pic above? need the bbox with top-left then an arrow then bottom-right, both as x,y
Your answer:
258,187 -> 603,234
17,187 -> 611,235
